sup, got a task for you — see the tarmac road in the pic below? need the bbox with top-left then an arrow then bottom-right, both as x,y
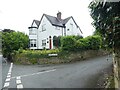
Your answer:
2,55 -> 112,89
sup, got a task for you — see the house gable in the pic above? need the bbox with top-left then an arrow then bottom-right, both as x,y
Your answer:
65,17 -> 82,34
38,14 -> 54,31
65,17 -> 82,35
29,20 -> 40,28
28,12 -> 83,49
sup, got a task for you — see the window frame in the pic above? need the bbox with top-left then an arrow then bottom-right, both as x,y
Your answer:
42,24 -> 46,31
29,28 -> 37,35
30,39 -> 37,47
42,39 -> 46,46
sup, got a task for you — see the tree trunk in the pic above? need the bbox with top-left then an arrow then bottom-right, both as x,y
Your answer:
113,49 -> 120,88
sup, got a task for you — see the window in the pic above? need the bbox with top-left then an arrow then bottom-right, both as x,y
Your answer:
42,24 -> 46,31
29,28 -> 37,35
42,39 -> 46,46
70,23 -> 73,33
30,39 -> 37,47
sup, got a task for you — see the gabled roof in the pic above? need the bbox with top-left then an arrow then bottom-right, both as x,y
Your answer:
29,13 -> 82,34
34,20 -> 40,27
28,20 -> 40,29
44,14 -> 64,27
63,17 -> 71,24
30,14 -> 73,28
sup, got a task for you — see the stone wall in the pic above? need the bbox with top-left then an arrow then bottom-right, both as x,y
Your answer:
15,50 -> 109,65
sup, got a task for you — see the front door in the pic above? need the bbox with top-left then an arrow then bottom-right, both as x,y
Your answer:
49,36 -> 52,49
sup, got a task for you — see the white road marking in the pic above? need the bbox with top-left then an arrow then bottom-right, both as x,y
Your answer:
5,78 -> 11,82
3,82 -> 9,87
11,63 -> 13,67
16,76 -> 21,80
16,80 -> 21,84
11,69 -> 56,79
8,69 -> 12,73
10,68 -> 56,89
3,62 -> 13,88
8,72 -> 11,75
7,75 -> 11,78
16,76 -> 23,88
17,84 -> 23,89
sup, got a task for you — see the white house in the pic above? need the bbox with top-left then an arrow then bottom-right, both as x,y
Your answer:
28,12 -> 82,49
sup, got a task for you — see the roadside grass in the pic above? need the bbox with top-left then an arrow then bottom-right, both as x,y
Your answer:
14,49 -> 70,65
13,49 -> 108,65
108,75 -> 115,88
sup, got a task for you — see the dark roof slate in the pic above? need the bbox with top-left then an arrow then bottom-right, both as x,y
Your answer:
44,14 -> 64,27
34,20 -> 40,27
31,14 -> 80,30
63,17 -> 71,24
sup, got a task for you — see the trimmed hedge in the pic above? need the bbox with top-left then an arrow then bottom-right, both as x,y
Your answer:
61,36 -> 76,51
61,35 -> 102,51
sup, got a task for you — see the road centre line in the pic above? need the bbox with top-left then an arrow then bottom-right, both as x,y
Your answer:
11,69 -> 56,79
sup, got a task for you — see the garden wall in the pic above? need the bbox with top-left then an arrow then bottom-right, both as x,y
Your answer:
14,50 -> 109,65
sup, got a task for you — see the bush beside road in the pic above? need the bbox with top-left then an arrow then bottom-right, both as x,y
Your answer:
13,49 -> 109,65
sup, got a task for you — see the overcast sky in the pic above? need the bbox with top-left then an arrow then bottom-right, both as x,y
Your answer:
0,0 -> 94,37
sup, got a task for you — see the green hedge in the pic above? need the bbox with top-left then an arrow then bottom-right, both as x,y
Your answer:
61,36 -> 76,51
61,35 -> 102,51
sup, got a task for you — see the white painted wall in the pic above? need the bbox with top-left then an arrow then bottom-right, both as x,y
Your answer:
65,18 -> 81,36
29,21 -> 38,49
32,21 -> 38,27
37,15 -> 63,49
29,16 -> 82,49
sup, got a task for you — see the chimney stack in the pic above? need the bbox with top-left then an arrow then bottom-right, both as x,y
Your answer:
57,11 -> 61,20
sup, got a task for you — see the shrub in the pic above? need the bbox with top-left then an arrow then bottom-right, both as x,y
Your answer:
2,31 -> 29,61
13,49 -> 60,61
61,36 -> 76,51
60,35 -> 102,51
86,35 -> 102,50
77,38 -> 90,50
72,35 -> 83,40
75,39 -> 87,51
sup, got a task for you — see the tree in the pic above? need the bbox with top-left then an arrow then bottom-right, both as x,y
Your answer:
2,31 -> 29,61
2,29 -> 14,33
89,0 -> 120,88
0,31 -> 2,53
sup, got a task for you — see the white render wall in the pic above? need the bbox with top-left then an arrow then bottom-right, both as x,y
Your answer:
65,18 -> 81,36
37,16 -> 63,49
32,21 -> 38,27
29,16 -> 82,50
29,26 -> 38,49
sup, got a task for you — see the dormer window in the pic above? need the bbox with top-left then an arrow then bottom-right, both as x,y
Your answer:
42,24 -> 46,31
